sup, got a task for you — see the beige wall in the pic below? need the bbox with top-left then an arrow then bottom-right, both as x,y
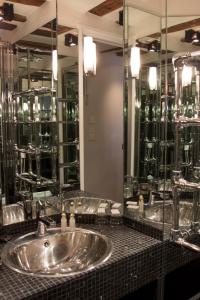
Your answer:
84,46 -> 123,202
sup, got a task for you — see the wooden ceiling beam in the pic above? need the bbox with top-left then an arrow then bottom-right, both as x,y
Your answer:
149,18 -> 200,39
16,40 -> 55,51
43,20 -> 56,30
89,0 -> 123,16
43,23 -> 73,34
13,13 -> 27,22
0,22 -> 17,30
7,0 -> 46,6
101,46 -> 122,53
57,25 -> 73,35
31,28 -> 56,38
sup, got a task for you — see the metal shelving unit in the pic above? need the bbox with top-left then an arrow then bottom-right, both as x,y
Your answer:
12,87 -> 58,197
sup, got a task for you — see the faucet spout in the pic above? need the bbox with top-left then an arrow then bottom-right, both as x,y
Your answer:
37,221 -> 47,237
175,238 -> 200,252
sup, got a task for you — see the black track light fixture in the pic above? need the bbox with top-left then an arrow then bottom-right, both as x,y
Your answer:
0,3 -> 14,21
65,34 -> 78,47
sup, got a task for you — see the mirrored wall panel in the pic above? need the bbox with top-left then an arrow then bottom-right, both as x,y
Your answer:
164,14 -> 200,246
57,28 -> 80,190
123,5 -> 163,230
125,1 -> 200,247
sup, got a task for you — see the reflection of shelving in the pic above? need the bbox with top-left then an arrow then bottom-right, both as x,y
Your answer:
138,67 -> 200,183
137,69 -> 177,181
13,87 -> 58,196
58,71 -> 80,189
59,162 -> 80,168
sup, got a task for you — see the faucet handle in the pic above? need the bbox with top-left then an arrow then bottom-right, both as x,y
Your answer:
172,170 -> 182,184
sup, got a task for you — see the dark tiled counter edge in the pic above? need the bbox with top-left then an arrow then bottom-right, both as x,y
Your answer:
1,190 -> 200,299
123,216 -> 163,240
0,225 -> 162,300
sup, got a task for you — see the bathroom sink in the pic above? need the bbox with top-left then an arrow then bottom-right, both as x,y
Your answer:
144,201 -> 199,227
2,228 -> 112,277
2,200 -> 59,226
3,204 -> 25,225
63,196 -> 114,214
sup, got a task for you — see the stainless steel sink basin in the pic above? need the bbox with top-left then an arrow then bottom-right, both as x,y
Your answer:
3,204 -> 25,225
2,201 -> 59,226
2,228 -> 112,277
63,197 -> 114,214
144,201 -> 199,227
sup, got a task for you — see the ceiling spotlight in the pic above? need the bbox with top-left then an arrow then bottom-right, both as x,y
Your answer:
185,29 -> 200,43
148,40 -> 160,52
0,3 -> 14,21
65,34 -> 78,47
192,32 -> 200,43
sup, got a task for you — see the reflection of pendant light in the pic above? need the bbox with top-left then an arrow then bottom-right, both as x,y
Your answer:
23,102 -> 28,112
182,65 -> 192,87
148,67 -> 157,90
52,49 -> 58,81
84,36 -> 96,76
130,46 -> 140,78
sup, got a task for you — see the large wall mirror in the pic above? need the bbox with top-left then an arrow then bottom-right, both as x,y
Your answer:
0,1 -> 59,226
162,13 -> 200,241
56,24 -> 79,190
0,0 -> 123,228
123,4 -> 163,230
124,0 -> 200,244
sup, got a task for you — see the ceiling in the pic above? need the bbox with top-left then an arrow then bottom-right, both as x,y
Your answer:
126,0 -> 200,17
0,0 -> 123,38
1,0 -> 200,57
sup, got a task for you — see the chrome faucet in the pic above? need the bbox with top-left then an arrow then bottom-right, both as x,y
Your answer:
148,190 -> 156,206
37,220 -> 48,237
36,200 -> 56,237
36,199 -> 45,219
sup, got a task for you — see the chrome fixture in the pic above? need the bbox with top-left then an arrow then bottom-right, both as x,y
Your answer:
171,50 -> 200,252
0,42 -> 16,207
37,220 -> 48,237
36,199 -> 56,236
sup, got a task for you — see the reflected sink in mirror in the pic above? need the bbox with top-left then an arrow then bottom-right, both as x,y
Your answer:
2,199 -> 59,226
2,228 -> 112,277
3,204 -> 25,225
144,201 -> 199,227
63,196 -> 114,214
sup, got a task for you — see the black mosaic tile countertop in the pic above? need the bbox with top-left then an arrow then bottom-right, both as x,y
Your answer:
0,224 -> 162,300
